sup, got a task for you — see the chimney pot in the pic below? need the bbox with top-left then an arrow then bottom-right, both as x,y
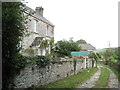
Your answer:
35,6 -> 44,16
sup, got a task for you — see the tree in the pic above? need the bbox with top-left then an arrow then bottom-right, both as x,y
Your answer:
2,2 -> 28,88
76,39 -> 87,44
103,49 -> 115,60
55,39 -> 81,57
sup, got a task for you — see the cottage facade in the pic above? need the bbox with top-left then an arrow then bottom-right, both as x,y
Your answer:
21,6 -> 54,56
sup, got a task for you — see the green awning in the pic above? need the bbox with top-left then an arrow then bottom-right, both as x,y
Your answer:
71,51 -> 90,57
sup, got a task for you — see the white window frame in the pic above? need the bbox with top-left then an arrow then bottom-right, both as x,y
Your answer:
34,20 -> 38,32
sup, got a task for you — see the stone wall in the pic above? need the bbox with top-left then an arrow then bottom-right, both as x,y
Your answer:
10,58 -> 96,88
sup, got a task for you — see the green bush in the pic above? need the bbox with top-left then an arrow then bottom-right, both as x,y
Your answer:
113,56 -> 118,60
55,38 -> 81,57
35,56 -> 50,67
13,54 -> 28,74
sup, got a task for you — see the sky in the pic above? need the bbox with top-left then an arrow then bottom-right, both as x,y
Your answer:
24,0 -> 119,49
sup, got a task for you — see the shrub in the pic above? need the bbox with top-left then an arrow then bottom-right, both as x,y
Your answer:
33,56 -> 50,67
55,39 -> 81,57
113,56 -> 118,60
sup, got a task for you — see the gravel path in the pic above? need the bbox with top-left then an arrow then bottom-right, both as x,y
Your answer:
76,67 -> 101,88
104,67 -> 119,88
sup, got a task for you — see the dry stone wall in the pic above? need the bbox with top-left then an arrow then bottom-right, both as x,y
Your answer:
10,58 -> 96,88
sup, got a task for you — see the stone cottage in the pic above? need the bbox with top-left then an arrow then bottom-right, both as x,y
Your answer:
21,6 -> 55,56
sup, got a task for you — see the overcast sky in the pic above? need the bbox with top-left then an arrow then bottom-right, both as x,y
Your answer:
24,0 -> 119,49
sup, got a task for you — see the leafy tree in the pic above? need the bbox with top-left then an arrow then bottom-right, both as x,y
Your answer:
50,37 -> 54,56
114,48 -> 118,56
103,49 -> 115,60
76,39 -> 87,44
113,47 -> 120,61
2,2 -> 28,88
55,39 -> 81,57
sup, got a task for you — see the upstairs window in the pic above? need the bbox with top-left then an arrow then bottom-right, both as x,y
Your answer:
34,20 -> 38,32
46,25 -> 49,36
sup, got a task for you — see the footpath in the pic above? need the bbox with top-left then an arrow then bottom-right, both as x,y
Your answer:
105,67 -> 118,88
76,66 -> 101,88
75,66 -> 119,88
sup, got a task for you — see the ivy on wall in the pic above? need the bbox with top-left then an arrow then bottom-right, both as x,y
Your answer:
73,58 -> 77,75
39,38 -> 55,56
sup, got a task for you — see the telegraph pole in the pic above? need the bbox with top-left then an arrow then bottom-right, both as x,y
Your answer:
108,41 -> 111,48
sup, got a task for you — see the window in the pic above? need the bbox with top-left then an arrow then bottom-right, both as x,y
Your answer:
34,20 -> 38,32
46,25 -> 49,36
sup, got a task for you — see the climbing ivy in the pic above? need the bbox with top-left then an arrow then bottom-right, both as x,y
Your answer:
40,38 -> 55,56
92,53 -> 99,67
92,58 -> 94,68
50,37 -> 55,56
35,56 -> 50,67
40,39 -> 49,48
73,58 -> 77,74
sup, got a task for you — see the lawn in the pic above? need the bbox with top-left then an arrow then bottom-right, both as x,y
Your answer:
92,67 -> 110,88
38,68 -> 98,88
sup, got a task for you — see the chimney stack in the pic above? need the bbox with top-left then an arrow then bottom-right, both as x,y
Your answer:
35,7 -> 44,16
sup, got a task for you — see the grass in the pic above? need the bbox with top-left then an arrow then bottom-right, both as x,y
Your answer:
38,68 -> 98,88
92,67 -> 110,88
98,63 -> 120,82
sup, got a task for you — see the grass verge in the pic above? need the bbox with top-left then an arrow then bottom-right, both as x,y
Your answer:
38,68 -> 98,88
92,67 -> 109,88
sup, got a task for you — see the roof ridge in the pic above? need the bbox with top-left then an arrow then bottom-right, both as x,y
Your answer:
24,5 -> 55,26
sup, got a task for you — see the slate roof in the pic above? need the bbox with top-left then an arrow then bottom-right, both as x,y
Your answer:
30,37 -> 43,47
79,44 -> 96,51
24,5 -> 54,27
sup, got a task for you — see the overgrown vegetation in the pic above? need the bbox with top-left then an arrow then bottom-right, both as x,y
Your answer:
39,37 -> 54,56
92,58 -> 95,68
93,67 -> 109,88
33,56 -> 50,67
50,37 -> 54,56
76,39 -> 87,44
2,2 -> 29,88
100,48 -> 120,75
55,38 -> 81,57
73,58 -> 77,74
90,52 -> 99,67
103,48 -> 120,64
8,55 -> 50,75
38,68 -> 98,88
